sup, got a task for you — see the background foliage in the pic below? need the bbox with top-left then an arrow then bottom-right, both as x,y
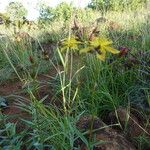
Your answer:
88,0 -> 147,12
6,2 -> 27,21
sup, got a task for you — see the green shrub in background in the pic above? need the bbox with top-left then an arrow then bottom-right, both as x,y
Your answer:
38,3 -> 97,29
88,0 -> 147,12
6,1 -> 27,21
55,2 -> 73,22
38,2 -> 73,27
74,8 -> 96,23
38,4 -> 55,26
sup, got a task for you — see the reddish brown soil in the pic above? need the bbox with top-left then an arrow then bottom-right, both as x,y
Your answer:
0,61 -> 149,149
0,81 -> 22,95
0,68 -> 58,129
76,114 -> 150,150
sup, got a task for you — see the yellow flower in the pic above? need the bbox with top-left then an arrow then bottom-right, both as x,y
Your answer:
61,36 -> 81,52
15,36 -> 21,42
80,37 -> 119,61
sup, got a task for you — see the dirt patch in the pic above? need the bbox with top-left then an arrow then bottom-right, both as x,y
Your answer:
109,108 -> 150,138
75,107 -> 150,150
0,81 -> 22,95
2,104 -> 30,132
0,68 -> 58,129
75,115 -> 136,150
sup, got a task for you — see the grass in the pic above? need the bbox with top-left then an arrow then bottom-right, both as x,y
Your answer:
0,7 -> 150,149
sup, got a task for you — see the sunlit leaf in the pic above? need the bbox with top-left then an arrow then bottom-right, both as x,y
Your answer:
80,47 -> 92,53
104,46 -> 119,54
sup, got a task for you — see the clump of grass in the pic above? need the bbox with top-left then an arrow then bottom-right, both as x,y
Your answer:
0,6 -> 149,150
